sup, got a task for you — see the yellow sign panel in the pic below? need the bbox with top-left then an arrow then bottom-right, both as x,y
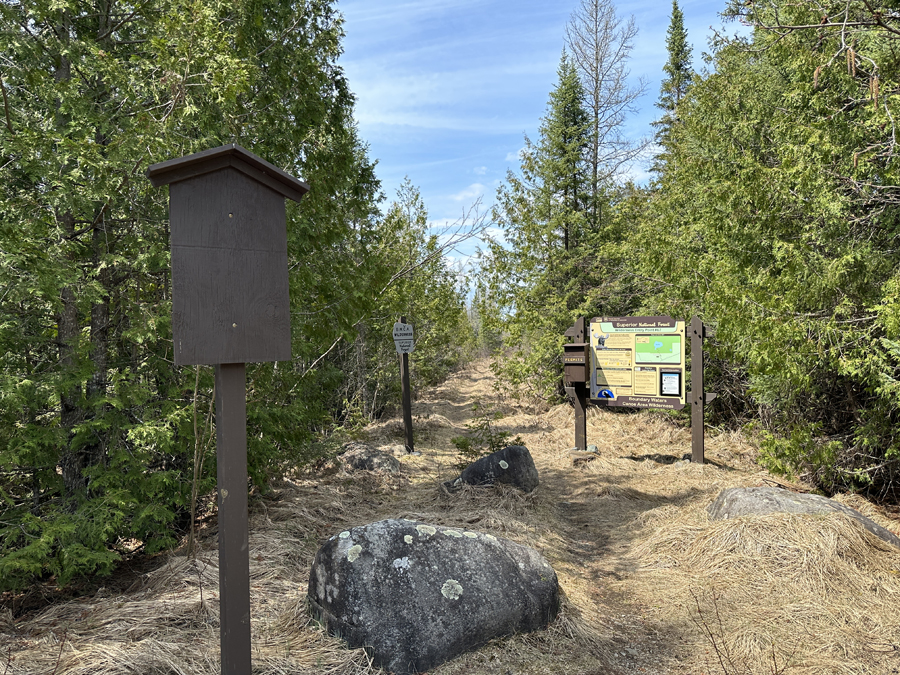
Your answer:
589,316 -> 686,410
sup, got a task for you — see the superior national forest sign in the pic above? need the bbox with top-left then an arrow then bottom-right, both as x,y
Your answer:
589,316 -> 686,411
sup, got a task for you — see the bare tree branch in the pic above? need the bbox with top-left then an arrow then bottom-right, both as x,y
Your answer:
566,0 -> 649,215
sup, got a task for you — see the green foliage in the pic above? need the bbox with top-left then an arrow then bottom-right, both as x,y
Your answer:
0,0 -> 424,591
758,423 -> 843,489
450,400 -> 524,470
479,54 -> 645,399
637,0 -> 900,498
652,0 -> 693,167
339,179 -> 474,425
476,0 -> 900,501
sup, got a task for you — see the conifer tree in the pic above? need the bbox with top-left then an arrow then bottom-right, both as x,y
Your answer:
0,0 -> 384,591
652,0 -> 693,163
481,55 -> 596,396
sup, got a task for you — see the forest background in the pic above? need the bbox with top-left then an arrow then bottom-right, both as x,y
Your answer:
1,0 -> 899,592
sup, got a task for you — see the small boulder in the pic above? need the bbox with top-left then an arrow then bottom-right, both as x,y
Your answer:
307,518 -> 559,674
446,445 -> 539,493
708,486 -> 900,549
382,444 -> 408,457
339,442 -> 400,473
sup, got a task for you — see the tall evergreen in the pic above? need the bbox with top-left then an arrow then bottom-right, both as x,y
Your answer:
640,0 -> 900,498
541,54 -> 593,253
652,0 -> 693,164
0,0 -> 387,590
481,54 -> 627,397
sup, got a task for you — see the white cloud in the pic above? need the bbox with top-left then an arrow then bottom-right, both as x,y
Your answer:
473,166 -> 487,175
346,66 -> 551,133
505,147 -> 526,163
620,164 -> 654,186
450,183 -> 486,202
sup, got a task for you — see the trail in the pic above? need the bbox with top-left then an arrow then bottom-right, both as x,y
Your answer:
4,359 -> 900,675
399,359 -> 751,673
399,359 -> 900,674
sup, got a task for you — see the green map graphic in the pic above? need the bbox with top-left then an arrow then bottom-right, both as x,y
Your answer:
635,335 -> 681,364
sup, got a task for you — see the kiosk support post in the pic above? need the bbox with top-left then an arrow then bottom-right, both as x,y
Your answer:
215,363 -> 251,675
690,316 -> 706,464
574,385 -> 588,451
564,317 -> 589,451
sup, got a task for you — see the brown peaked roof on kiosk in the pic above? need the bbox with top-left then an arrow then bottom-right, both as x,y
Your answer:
147,143 -> 309,203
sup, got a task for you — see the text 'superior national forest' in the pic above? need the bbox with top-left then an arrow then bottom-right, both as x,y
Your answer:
1,0 -> 900,672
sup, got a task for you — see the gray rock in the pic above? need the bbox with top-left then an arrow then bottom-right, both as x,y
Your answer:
708,486 -> 900,549
446,445 -> 539,493
339,442 -> 400,473
307,518 -> 559,674
382,444 -> 408,457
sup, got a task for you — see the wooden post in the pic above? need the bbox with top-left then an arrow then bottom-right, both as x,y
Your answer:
399,316 -> 414,454
691,316 -> 705,464
573,384 -> 588,451
148,144 -> 309,675
563,317 -> 589,451
215,363 -> 251,675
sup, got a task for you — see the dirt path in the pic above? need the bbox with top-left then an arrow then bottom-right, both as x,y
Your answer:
396,359 -> 900,675
399,360 -> 717,673
4,359 -> 900,675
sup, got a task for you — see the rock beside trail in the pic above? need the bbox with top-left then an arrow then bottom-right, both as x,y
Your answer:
382,444 -> 408,457
445,445 -> 539,493
708,486 -> 900,549
307,518 -> 559,674
339,442 -> 400,473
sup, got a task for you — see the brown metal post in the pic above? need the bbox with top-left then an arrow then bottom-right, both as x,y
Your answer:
399,316 -> 414,454
215,363 -> 251,675
573,384 -> 588,451
690,316 -> 705,464
566,317 -> 588,451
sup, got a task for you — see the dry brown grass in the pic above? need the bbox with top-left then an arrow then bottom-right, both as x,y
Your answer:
3,359 -> 900,674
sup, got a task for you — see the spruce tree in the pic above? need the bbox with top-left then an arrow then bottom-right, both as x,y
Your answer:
480,54 -> 595,396
652,0 -> 693,163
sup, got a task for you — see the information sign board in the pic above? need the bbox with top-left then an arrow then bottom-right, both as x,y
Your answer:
589,316 -> 686,410
393,322 -> 414,354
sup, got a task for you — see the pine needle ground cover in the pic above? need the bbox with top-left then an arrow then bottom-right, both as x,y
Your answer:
2,361 -> 899,674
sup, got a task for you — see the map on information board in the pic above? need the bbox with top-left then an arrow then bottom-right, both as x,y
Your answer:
634,335 -> 682,364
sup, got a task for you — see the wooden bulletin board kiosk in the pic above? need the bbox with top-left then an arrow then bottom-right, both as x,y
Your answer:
564,316 -> 715,463
148,144 -> 309,675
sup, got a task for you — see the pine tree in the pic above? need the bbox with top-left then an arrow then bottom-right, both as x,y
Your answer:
480,54 -> 595,396
652,0 -> 693,163
542,54 -> 593,253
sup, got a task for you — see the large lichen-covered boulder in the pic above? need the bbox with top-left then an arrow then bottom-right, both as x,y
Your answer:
307,518 -> 559,674
446,445 -> 539,493
708,486 -> 900,549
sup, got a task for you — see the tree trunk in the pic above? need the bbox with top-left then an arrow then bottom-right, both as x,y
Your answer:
57,210 -> 85,496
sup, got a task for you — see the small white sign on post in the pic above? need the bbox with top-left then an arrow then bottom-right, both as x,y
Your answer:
393,321 -> 414,354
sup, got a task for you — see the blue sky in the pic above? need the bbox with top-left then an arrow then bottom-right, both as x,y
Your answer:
337,0 -> 743,265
